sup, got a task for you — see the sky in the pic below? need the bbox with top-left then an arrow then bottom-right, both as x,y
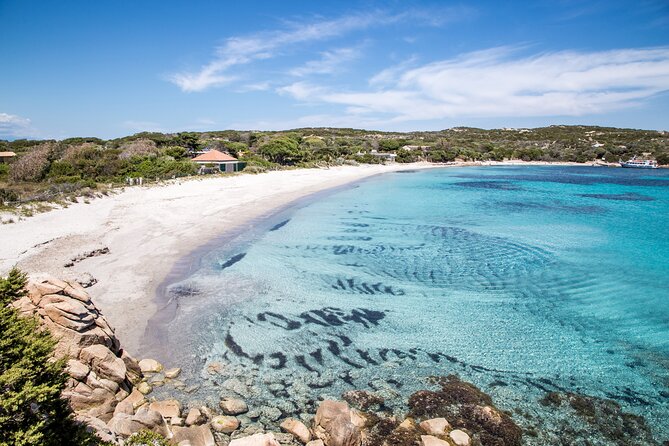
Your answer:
1,0 -> 668,140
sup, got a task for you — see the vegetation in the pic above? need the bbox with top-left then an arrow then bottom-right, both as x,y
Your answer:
0,268 -> 99,445
1,125 -> 667,206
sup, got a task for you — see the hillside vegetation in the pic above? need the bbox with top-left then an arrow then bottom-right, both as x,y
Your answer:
1,125 -> 667,206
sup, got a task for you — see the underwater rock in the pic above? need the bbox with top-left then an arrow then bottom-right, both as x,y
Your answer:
342,390 -> 384,411
221,398 -> 250,415
211,415 -> 240,433
408,376 -> 521,446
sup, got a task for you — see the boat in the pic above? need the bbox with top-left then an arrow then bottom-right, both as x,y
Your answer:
619,157 -> 658,169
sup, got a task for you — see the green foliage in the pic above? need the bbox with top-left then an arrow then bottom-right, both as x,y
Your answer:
162,146 -> 189,160
0,188 -> 19,205
0,164 -> 9,178
257,136 -> 310,165
175,132 -> 201,150
224,141 -> 247,158
0,268 -> 98,446
125,430 -> 170,446
126,157 -> 197,179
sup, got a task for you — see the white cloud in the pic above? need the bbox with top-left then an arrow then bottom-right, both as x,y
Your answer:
0,113 -> 36,139
280,46 -> 669,122
167,8 -> 469,92
289,47 -> 362,77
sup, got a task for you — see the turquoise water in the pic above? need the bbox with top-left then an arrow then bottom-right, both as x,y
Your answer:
149,166 -> 669,442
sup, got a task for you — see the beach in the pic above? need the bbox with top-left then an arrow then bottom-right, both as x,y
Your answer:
0,163 -> 436,353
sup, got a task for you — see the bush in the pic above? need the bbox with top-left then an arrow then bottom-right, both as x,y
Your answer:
0,188 -> 19,205
0,164 -> 9,178
0,268 -> 98,445
125,430 -> 170,446
10,144 -> 53,182
119,139 -> 159,160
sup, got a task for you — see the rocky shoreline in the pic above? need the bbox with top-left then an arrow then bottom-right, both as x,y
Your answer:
15,276 -> 663,446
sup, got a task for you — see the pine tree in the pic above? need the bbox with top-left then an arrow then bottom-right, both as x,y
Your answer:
0,268 -> 98,445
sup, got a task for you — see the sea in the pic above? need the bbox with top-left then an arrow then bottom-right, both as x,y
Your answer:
145,166 -> 669,444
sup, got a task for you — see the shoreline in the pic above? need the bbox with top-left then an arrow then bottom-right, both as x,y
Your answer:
0,160 -> 599,354
0,163 -> 436,353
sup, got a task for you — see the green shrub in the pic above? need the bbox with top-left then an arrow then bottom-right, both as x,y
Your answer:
0,268 -> 99,445
0,188 -> 19,205
125,430 -> 170,446
0,164 -> 9,178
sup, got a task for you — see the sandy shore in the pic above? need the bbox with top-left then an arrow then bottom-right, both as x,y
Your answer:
0,163 -> 438,353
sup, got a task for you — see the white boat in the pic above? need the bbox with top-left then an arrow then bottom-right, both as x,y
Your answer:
619,157 -> 658,169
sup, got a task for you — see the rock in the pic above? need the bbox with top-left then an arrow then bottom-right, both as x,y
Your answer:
229,433 -> 281,446
43,301 -> 95,331
313,400 -> 365,446
165,367 -> 182,379
172,417 -> 185,427
137,381 -> 152,395
172,425 -> 216,446
67,359 -> 90,381
421,435 -> 450,446
420,418 -> 451,436
280,418 -> 311,443
399,418 -> 416,430
211,415 -> 240,433
149,399 -> 182,419
186,407 -> 207,426
449,430 -> 471,446
107,407 -> 169,438
121,350 -> 143,382
341,390 -> 384,410
79,344 -> 127,383
220,398 -> 249,415
138,358 -> 163,373
306,440 -> 325,446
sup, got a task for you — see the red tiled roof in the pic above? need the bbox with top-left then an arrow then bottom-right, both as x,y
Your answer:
0,151 -> 16,157
191,149 -> 237,162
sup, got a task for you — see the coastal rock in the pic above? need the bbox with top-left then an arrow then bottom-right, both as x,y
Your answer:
280,417 -> 311,443
149,399 -> 182,419
449,430 -> 471,446
107,407 -> 170,438
220,398 -> 249,415
211,415 -> 240,433
80,344 -> 127,383
306,440 -> 325,446
137,381 -> 152,395
229,433 -> 281,446
419,418 -> 451,436
186,407 -> 207,426
165,367 -> 182,379
313,400 -> 365,446
138,358 -> 163,373
421,435 -> 450,446
172,425 -> 216,446
15,277 -> 150,443
67,359 -> 90,381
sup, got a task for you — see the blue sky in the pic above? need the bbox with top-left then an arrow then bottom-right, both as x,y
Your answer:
1,0 -> 668,139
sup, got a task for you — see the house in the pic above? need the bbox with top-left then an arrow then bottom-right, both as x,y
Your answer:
191,149 -> 245,173
369,150 -> 397,162
0,151 -> 16,163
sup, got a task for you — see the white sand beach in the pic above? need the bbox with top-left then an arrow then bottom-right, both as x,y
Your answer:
0,163 -> 436,353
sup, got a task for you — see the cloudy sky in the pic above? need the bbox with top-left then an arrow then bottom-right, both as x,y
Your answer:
1,0 -> 668,139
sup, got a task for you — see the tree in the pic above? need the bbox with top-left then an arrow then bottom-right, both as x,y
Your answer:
257,137 -> 309,165
0,268 -> 98,446
175,132 -> 201,151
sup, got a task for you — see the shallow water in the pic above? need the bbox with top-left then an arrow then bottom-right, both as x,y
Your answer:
148,166 -> 669,443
